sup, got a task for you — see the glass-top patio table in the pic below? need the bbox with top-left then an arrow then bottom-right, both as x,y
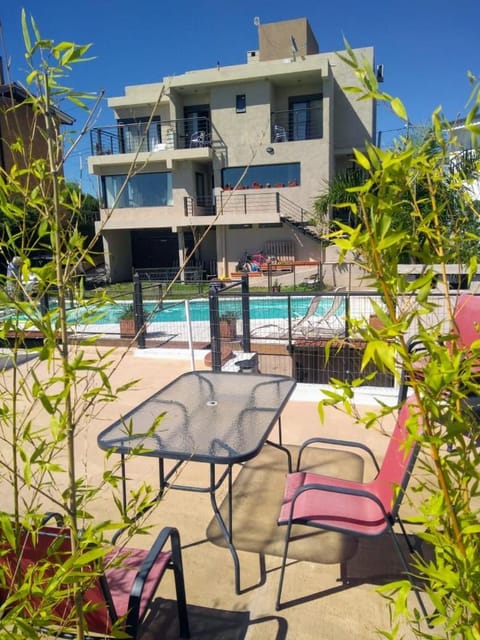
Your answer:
97,370 -> 297,593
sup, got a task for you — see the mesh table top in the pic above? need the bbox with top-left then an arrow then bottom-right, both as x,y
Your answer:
97,371 -> 296,464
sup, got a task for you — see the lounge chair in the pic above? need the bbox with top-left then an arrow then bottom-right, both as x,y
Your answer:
291,289 -> 345,339
301,273 -> 322,289
249,292 -> 346,341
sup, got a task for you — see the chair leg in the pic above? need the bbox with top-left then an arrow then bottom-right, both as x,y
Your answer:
170,531 -> 191,639
396,515 -> 415,553
388,526 -> 428,620
398,370 -> 409,403
275,521 -> 293,610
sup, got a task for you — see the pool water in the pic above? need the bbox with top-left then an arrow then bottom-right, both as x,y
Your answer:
75,296 -> 339,325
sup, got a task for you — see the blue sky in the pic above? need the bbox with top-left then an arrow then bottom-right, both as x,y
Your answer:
1,1 -> 478,194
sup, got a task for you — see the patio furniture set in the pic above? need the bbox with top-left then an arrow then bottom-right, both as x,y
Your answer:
4,293 -> 480,637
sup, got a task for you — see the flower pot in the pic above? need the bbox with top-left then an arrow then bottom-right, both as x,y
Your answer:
120,318 -> 136,338
369,314 -> 384,331
219,319 -> 237,340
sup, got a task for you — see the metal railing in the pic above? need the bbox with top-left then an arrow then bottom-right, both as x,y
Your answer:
90,117 -> 211,155
270,107 -> 323,143
134,266 -> 206,282
184,191 -> 317,226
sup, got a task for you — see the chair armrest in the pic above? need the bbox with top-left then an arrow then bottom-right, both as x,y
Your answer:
297,437 -> 380,473
406,336 -> 427,353
125,527 -> 181,634
40,512 -> 64,526
289,481 -> 389,522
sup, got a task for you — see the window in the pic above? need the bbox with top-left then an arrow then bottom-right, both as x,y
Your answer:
103,172 -> 172,208
222,163 -> 300,189
118,117 -> 161,153
236,94 -> 246,113
288,94 -> 323,140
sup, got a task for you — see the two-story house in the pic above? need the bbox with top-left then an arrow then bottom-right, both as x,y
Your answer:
88,18 -> 376,283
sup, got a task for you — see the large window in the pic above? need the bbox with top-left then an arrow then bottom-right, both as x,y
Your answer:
288,94 -> 323,141
222,163 -> 300,189
103,172 -> 172,208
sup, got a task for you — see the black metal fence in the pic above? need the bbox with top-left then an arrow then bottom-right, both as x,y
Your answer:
105,281 -> 456,390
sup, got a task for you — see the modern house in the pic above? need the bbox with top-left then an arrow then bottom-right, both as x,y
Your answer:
0,60 -> 74,184
88,18 -> 376,283
448,115 -> 480,202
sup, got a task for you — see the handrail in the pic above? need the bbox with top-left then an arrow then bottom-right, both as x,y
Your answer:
90,116 -> 211,155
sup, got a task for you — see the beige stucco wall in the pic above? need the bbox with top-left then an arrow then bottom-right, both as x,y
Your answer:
332,46 -> 375,151
258,18 -> 319,61
217,224 -> 323,276
102,230 -> 132,282
211,80 -> 272,166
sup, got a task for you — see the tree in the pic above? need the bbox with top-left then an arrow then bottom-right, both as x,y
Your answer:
0,12 -> 156,638
315,118 -> 480,266
318,41 -> 480,638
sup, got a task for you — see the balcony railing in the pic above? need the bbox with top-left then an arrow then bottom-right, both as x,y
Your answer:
90,117 -> 211,155
270,107 -> 323,143
184,191 -> 314,226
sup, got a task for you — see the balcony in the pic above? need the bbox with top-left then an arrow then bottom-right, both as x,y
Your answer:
270,106 -> 323,143
90,117 -> 212,156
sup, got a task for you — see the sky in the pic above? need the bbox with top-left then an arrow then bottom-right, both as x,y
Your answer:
1,0 -> 479,194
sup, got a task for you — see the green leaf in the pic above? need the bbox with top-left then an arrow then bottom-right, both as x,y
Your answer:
353,148 -> 371,171
390,97 -> 408,121
21,9 -> 32,53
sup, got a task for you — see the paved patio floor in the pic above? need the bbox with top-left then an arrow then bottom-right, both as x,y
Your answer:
7,345 -> 430,639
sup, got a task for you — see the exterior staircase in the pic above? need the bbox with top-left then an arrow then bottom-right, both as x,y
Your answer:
277,194 -> 327,241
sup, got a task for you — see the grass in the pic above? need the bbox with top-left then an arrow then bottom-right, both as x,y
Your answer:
84,278 -> 327,303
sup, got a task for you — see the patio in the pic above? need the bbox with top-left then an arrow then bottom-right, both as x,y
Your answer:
90,349 -> 426,638
4,345 -> 428,639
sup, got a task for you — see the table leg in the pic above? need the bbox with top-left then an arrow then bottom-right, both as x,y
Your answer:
121,453 -> 127,514
159,458 -> 165,493
209,463 -> 241,593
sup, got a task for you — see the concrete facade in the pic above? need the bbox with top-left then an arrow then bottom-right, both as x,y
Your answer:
88,18 -> 376,282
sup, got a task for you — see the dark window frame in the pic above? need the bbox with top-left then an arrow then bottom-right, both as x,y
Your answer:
236,94 -> 246,113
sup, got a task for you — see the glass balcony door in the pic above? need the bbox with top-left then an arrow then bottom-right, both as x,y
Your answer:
288,94 -> 322,141
183,105 -> 210,147
119,117 -> 161,153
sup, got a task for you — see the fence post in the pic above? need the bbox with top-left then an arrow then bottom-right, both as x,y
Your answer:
241,275 -> 250,353
208,285 -> 222,372
133,272 -> 146,349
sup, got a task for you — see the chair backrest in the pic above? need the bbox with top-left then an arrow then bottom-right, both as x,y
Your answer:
0,525 -> 116,636
375,396 -> 420,519
453,293 -> 480,351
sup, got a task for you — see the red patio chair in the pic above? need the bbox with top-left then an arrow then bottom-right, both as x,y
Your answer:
399,293 -> 480,402
275,396 -> 427,616
0,517 -> 190,639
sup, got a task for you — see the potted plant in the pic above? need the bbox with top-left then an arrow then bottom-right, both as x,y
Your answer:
219,311 -> 238,340
272,279 -> 282,293
119,305 -> 136,338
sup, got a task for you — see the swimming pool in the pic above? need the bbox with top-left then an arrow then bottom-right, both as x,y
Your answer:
77,296 -> 339,325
